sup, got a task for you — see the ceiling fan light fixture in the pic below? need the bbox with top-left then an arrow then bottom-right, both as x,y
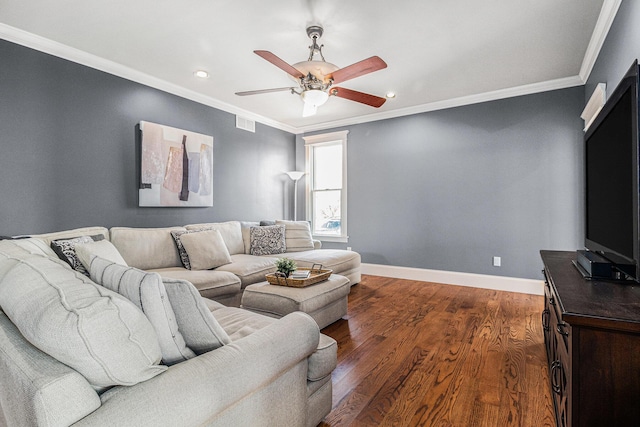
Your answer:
292,60 -> 339,83
237,25 -> 387,115
301,89 -> 329,106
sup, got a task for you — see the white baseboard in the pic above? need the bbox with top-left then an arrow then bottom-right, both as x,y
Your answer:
361,263 -> 543,295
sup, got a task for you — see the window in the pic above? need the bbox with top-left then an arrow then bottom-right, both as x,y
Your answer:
304,130 -> 348,242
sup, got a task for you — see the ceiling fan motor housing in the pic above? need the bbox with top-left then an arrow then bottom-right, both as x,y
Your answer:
306,25 -> 323,40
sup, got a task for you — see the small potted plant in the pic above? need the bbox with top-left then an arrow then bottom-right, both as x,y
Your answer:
275,257 -> 297,278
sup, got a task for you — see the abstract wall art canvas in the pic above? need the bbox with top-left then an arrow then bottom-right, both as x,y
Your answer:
139,121 -> 214,207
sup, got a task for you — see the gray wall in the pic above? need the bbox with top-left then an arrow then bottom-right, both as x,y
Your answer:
1,35 -> 589,281
0,40 -> 296,236
300,87 -> 585,280
586,0 -> 640,100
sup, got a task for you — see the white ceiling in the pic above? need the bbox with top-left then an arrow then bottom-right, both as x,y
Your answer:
0,0 -> 618,134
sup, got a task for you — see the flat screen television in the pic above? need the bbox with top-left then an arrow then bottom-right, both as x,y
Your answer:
584,60 -> 640,281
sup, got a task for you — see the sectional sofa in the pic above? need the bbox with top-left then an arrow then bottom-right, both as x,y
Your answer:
32,220 -> 361,307
0,221 -> 360,426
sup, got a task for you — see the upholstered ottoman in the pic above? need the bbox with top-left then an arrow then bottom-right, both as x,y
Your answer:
241,274 -> 350,329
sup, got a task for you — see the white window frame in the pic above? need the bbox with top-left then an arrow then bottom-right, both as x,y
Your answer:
304,130 -> 349,243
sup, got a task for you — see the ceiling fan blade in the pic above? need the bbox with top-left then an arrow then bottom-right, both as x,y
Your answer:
328,56 -> 387,84
302,102 -> 318,117
254,50 -> 304,79
235,87 -> 294,96
331,87 -> 386,108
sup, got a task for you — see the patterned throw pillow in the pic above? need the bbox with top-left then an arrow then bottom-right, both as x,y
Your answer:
50,234 -> 104,275
170,227 -> 214,269
249,225 -> 286,256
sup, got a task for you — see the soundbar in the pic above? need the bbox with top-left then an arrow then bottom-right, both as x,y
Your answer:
574,250 -> 636,280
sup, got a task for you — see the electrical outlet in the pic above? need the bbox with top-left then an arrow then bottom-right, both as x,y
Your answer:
346,247 -> 352,251
493,256 -> 501,267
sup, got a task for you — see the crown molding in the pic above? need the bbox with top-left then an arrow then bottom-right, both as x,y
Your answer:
1,2 -> 620,137
0,23 -> 298,134
579,0 -> 622,82
295,75 -> 585,134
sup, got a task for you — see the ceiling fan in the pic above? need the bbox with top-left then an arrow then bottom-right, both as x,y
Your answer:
235,25 -> 388,117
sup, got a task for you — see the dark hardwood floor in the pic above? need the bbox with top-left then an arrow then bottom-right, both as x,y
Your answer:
319,275 -> 555,427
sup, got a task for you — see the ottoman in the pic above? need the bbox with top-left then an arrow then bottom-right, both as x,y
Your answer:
241,274 -> 350,329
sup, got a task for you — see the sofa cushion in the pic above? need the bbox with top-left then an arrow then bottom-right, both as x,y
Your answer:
249,225 -> 286,256
209,303 -> 335,382
110,227 -> 185,270
0,242 -> 166,388
308,334 -> 338,381
209,305 -> 277,341
148,267 -> 242,299
88,256 -> 196,365
240,221 -> 259,254
75,239 -> 128,270
185,221 -> 245,255
276,220 -> 315,252
265,249 -> 361,275
31,226 -> 110,246
6,237 -> 58,258
203,297 -> 226,312
161,278 -> 231,354
214,254 -> 277,287
179,229 -> 232,270
50,234 -> 104,276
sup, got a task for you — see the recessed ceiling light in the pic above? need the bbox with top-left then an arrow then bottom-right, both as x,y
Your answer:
194,70 -> 209,78
386,92 -> 396,99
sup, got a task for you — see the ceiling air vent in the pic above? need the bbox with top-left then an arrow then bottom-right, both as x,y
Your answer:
236,116 -> 255,133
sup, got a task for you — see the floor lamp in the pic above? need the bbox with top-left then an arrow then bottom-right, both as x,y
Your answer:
285,171 -> 306,221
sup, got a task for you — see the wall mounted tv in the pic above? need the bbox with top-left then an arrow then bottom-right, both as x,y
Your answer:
583,59 -> 640,281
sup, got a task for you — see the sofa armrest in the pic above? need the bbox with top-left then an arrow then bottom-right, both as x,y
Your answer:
74,312 -> 320,427
313,239 -> 322,249
0,311 -> 101,427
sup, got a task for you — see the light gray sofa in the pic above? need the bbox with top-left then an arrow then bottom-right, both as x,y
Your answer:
0,234 -> 338,426
93,221 -> 360,307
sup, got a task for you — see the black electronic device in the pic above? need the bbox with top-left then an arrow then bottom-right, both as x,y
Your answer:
583,59 -> 640,282
573,249 -> 636,280
575,249 -> 612,278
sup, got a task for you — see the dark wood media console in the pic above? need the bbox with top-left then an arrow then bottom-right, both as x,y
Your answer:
540,250 -> 640,427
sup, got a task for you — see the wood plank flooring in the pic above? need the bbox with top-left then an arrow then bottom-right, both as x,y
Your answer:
319,275 -> 555,427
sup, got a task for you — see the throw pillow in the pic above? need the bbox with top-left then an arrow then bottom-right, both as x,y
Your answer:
88,256 -> 196,365
178,229 -> 232,270
240,221 -> 260,254
170,227 -> 213,269
275,220 -> 315,252
75,239 -> 128,271
250,225 -> 286,256
0,248 -> 166,389
162,278 -> 231,354
185,221 -> 245,255
50,234 -> 105,275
